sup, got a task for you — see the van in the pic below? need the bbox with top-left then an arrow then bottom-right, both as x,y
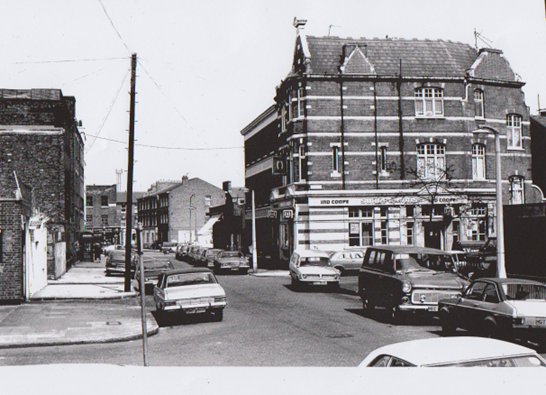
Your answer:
358,246 -> 468,322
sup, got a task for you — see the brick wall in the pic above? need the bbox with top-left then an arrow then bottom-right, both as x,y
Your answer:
0,200 -> 24,302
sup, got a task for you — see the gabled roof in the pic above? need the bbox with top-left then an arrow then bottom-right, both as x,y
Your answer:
301,36 -> 479,78
116,191 -> 146,203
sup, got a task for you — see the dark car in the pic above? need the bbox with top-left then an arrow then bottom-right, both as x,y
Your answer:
358,246 -> 469,322
132,257 -> 175,293
213,250 -> 250,274
465,237 -> 497,278
439,278 -> 546,345
105,249 -> 138,276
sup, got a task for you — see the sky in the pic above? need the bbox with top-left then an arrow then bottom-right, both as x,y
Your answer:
1,0 -> 545,192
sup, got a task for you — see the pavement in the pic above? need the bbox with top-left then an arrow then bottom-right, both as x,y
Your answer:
0,258 -> 156,349
0,256 -> 291,349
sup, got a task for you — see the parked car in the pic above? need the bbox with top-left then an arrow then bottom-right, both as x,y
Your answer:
465,237 -> 497,278
288,249 -> 340,289
439,277 -> 546,345
358,246 -> 468,322
329,248 -> 367,274
105,250 -> 138,276
153,268 -> 227,321
175,244 -> 190,261
160,242 -> 178,254
187,245 -> 205,264
359,337 -> 546,367
103,244 -> 124,253
213,250 -> 250,274
199,248 -> 223,268
132,257 -> 175,293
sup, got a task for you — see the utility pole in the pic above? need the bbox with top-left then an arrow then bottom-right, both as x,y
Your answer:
125,53 -> 137,292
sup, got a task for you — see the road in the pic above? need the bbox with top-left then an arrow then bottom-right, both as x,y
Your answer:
0,253 -> 443,366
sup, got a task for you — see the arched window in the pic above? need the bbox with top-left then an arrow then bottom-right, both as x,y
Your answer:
509,175 -> 525,205
474,89 -> 484,118
507,114 -> 522,149
472,144 -> 486,180
416,143 -> 446,180
415,87 -> 444,117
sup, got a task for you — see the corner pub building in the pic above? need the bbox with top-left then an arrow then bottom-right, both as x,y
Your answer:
241,23 -> 538,265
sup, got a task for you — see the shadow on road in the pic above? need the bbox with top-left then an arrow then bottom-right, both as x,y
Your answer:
282,283 -> 357,296
152,310 -> 222,327
345,307 -> 440,327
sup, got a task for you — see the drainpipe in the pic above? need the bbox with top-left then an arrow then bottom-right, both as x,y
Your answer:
398,59 -> 405,180
339,76 -> 346,189
373,81 -> 379,189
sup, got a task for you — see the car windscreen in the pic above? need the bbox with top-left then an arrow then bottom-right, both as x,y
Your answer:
166,272 -> 217,287
437,355 -> 546,367
394,253 -> 455,273
220,251 -> 244,258
502,283 -> 546,301
300,257 -> 331,267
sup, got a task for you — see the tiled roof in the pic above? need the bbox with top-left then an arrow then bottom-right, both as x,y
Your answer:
531,115 -> 546,129
304,36 -> 478,77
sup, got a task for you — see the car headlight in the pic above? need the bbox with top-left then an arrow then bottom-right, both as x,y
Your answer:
301,274 -> 307,279
165,300 -> 176,306
401,282 -> 412,293
214,297 -> 226,303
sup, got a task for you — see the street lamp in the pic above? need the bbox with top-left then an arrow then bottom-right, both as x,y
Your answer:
475,125 -> 506,278
242,188 -> 258,272
189,194 -> 196,244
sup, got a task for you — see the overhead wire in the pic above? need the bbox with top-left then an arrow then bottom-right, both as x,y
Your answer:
85,133 -> 242,151
85,67 -> 131,154
97,0 -> 132,54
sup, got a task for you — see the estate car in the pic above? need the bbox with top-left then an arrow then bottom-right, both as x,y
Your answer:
289,249 -> 340,289
358,246 -> 468,321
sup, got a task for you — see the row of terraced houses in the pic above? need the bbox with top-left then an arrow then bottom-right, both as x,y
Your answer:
241,23 -> 540,266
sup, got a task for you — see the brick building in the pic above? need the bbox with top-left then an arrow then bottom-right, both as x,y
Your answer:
210,181 -> 248,251
241,26 -> 537,264
85,184 -> 119,244
116,191 -> 145,247
138,176 -> 225,246
0,89 -> 84,278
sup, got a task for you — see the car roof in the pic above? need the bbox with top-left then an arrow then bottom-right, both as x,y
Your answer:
293,249 -> 330,257
471,277 -> 545,286
366,245 -> 453,255
162,268 -> 213,276
360,337 -> 538,367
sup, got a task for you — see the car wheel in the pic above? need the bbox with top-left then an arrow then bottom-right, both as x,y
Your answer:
439,309 -> 457,336
155,302 -> 163,312
481,319 -> 499,339
211,309 -> 223,322
335,267 -> 345,277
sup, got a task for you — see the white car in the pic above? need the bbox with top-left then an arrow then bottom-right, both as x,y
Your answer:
359,337 -> 546,367
288,249 -> 340,289
153,268 -> 227,321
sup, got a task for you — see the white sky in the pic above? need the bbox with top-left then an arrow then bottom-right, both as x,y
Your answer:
1,0 -> 545,192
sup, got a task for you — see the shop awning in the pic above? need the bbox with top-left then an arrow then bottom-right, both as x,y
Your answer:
197,214 -> 221,236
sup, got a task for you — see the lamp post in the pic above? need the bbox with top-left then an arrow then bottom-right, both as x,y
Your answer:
189,194 -> 195,244
476,125 -> 506,278
242,188 -> 258,272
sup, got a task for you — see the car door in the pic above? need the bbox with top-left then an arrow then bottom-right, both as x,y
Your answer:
456,280 -> 488,330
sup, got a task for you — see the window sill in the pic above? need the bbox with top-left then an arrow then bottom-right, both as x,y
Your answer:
415,115 -> 446,120
330,171 -> 342,178
507,147 -> 525,151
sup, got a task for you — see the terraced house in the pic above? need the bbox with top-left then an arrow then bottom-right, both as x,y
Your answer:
241,22 -> 538,264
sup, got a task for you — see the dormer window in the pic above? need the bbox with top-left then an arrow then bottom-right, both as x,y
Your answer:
415,87 -> 444,117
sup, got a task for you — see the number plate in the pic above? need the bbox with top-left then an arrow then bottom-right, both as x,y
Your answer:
313,281 -> 327,285
535,318 -> 546,326
427,306 -> 439,312
185,308 -> 206,314
231,268 -> 239,271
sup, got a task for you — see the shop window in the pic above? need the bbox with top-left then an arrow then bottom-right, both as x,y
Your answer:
417,143 -> 446,180
472,144 -> 486,180
349,222 -> 373,247
474,89 -> 484,118
415,87 -> 444,117
506,114 -> 522,149
380,221 -> 388,244
509,176 -> 525,205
